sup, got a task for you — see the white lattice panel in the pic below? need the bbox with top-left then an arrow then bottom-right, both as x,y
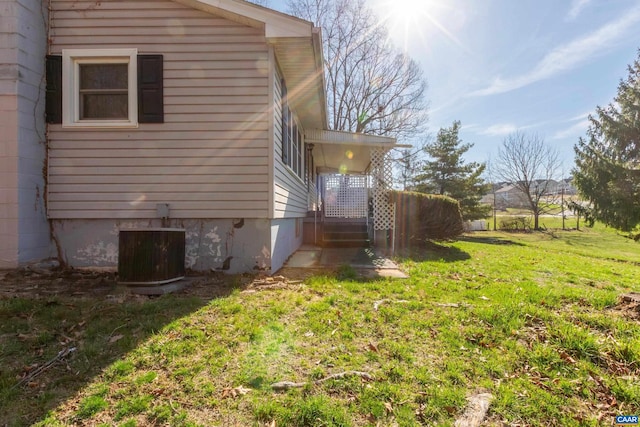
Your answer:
371,148 -> 394,230
324,174 -> 368,218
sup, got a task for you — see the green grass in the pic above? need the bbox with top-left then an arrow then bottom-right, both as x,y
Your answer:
2,227 -> 640,426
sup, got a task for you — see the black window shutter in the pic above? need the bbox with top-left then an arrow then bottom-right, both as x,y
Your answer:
137,54 -> 164,123
45,55 -> 62,124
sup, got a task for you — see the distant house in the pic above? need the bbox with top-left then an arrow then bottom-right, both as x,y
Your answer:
0,0 -> 398,272
484,179 -> 573,210
495,184 -> 529,209
557,178 -> 578,196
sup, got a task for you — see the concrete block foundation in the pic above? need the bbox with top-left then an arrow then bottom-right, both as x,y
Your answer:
51,217 -> 302,274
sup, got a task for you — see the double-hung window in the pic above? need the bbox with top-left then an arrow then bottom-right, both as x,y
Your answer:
280,77 -> 305,180
62,48 -> 138,127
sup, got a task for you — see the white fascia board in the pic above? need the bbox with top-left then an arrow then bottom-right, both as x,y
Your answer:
312,28 -> 328,129
173,0 -> 312,38
305,129 -> 398,146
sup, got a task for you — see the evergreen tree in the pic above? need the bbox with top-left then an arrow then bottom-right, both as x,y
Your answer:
415,121 -> 491,221
396,148 -> 422,190
573,50 -> 640,232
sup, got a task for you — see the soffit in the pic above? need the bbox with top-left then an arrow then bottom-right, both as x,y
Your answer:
306,129 -> 398,174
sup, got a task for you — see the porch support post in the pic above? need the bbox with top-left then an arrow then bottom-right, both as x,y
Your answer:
371,148 -> 395,253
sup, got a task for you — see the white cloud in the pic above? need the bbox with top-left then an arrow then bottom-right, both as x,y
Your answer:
479,123 -> 519,136
461,122 -> 480,131
553,119 -> 590,139
570,111 -> 591,121
566,0 -> 591,21
468,5 -> 640,97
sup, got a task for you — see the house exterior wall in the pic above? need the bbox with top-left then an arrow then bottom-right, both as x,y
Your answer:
52,218 -> 272,273
0,0 -> 50,268
43,0 -> 315,273
0,0 -> 20,263
270,217 -> 303,273
16,0 -> 50,263
0,94 -> 19,268
273,66 -> 308,218
47,0 -> 271,220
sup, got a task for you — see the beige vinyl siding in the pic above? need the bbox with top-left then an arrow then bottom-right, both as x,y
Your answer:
273,67 -> 308,218
48,0 -> 270,219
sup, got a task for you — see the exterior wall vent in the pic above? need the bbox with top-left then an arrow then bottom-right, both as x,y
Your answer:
118,228 -> 185,285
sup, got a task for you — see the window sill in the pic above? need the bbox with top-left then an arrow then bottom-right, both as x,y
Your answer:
62,121 -> 139,129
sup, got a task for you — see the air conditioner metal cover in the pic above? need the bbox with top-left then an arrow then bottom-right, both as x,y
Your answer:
118,228 -> 186,285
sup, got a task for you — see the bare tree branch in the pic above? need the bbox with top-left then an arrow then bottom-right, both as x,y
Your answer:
495,132 -> 562,229
287,0 -> 428,139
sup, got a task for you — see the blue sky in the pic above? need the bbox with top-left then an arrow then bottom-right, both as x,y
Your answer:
268,0 -> 640,170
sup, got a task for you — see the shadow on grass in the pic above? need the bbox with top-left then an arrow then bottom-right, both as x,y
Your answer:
459,235 -> 527,247
0,270 -> 245,427
395,240 -> 471,263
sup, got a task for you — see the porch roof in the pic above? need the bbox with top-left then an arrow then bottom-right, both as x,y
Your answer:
305,129 -> 398,174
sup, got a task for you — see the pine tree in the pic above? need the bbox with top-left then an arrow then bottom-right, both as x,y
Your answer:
573,50 -> 640,232
396,148 -> 422,191
415,121 -> 491,221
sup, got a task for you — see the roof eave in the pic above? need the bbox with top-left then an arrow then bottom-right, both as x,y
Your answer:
173,0 -> 313,37
312,28 -> 328,130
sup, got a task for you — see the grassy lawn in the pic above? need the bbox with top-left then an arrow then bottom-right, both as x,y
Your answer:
1,228 -> 639,426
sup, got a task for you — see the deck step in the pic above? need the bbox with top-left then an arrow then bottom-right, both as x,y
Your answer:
323,231 -> 369,240
321,222 -> 370,248
323,223 -> 368,231
322,239 -> 370,248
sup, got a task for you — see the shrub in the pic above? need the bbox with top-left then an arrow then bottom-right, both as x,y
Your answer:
390,191 -> 464,247
499,216 -> 531,231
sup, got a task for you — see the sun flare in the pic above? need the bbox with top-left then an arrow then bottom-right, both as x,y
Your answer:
375,0 -> 467,53
384,0 -> 430,30
375,0 -> 436,49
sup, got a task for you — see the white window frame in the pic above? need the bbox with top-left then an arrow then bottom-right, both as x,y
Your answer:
285,112 -> 305,181
62,48 -> 138,128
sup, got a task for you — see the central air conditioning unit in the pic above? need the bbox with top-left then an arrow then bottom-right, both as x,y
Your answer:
118,228 -> 186,285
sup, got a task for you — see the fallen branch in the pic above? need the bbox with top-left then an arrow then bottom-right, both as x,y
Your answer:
242,276 -> 306,293
373,299 -> 410,311
271,371 -> 374,391
434,302 -> 472,308
13,347 -> 76,389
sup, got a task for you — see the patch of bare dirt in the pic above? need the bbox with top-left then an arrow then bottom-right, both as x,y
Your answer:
0,264 -> 241,301
612,292 -> 640,321
0,264 -> 323,302
0,266 -> 120,299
